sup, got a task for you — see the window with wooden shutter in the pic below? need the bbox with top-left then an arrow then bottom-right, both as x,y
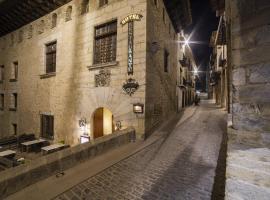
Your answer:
12,123 -> 17,136
0,94 -> 4,110
9,93 -> 17,111
164,50 -> 169,72
0,65 -> 4,82
10,61 -> 18,81
45,41 -> 57,74
41,114 -> 54,139
52,13 -> 57,28
94,20 -> 117,64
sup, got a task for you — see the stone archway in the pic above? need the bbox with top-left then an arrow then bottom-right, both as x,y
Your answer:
92,107 -> 114,139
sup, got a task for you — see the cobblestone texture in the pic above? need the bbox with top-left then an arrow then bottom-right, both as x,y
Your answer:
55,102 -> 226,200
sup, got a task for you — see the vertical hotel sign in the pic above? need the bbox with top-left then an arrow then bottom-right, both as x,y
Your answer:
121,14 -> 143,75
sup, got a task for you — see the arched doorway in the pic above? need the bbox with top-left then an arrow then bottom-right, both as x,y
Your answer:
93,107 -> 114,139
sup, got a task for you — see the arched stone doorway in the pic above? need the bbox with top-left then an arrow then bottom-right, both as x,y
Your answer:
93,107 -> 114,139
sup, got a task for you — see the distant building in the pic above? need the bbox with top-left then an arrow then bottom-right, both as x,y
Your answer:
0,0 -> 192,144
177,32 -> 197,111
209,15 -> 228,110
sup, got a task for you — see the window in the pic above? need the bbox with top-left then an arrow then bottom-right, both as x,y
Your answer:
164,50 -> 169,72
18,30 -> 23,43
94,20 -> 117,64
9,93 -> 17,111
41,114 -> 54,139
81,0 -> 89,14
10,34 -> 14,46
28,25 -> 33,39
0,94 -> 4,110
12,124 -> 17,136
0,65 -> 4,82
52,13 -> 57,28
99,0 -> 108,7
10,61 -> 18,81
66,6 -> 72,21
45,41 -> 57,74
38,20 -> 45,34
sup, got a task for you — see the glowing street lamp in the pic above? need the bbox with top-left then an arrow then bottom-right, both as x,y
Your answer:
194,68 -> 199,75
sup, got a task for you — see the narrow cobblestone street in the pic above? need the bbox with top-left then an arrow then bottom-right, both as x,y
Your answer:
55,101 -> 226,200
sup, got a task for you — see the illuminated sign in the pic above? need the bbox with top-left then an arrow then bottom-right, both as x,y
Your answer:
121,14 -> 143,25
121,14 -> 143,76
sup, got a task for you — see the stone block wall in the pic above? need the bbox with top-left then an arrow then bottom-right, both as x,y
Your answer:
0,127 -> 135,199
226,1 -> 270,199
145,0 -> 178,135
0,0 -> 148,143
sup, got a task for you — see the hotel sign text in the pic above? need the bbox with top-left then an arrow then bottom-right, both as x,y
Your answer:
121,14 -> 143,25
121,14 -> 143,75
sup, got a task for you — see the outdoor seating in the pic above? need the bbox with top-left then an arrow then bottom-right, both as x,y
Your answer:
0,136 -> 17,149
0,157 -> 17,169
20,138 -> 48,152
41,143 -> 69,155
0,150 -> 16,159
17,133 -> 36,149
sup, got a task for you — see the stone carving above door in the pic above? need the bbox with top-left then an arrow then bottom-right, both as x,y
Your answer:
95,69 -> 111,87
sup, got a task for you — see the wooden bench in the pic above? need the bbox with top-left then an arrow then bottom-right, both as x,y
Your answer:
41,143 -> 69,155
0,157 -> 14,168
21,139 -> 48,152
0,136 -> 17,149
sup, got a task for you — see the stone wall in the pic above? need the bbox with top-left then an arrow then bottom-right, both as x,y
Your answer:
145,0 -> 178,135
0,0 -> 147,144
0,127 -> 135,199
226,1 -> 270,199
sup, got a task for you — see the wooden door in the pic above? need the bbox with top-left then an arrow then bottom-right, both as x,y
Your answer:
93,108 -> 103,139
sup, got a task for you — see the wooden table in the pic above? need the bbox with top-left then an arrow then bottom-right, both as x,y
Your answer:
0,150 -> 16,158
41,143 -> 67,155
21,139 -> 47,152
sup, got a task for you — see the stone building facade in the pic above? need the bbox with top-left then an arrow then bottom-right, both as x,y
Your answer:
177,33 -> 196,111
209,15 -> 228,110
0,0 -> 191,145
211,0 -> 270,199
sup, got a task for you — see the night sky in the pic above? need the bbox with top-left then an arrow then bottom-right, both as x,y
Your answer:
185,0 -> 219,91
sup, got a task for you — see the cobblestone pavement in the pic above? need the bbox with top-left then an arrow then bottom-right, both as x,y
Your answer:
55,102 -> 226,200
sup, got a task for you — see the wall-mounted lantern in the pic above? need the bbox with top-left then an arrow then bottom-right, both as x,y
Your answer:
133,103 -> 144,114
